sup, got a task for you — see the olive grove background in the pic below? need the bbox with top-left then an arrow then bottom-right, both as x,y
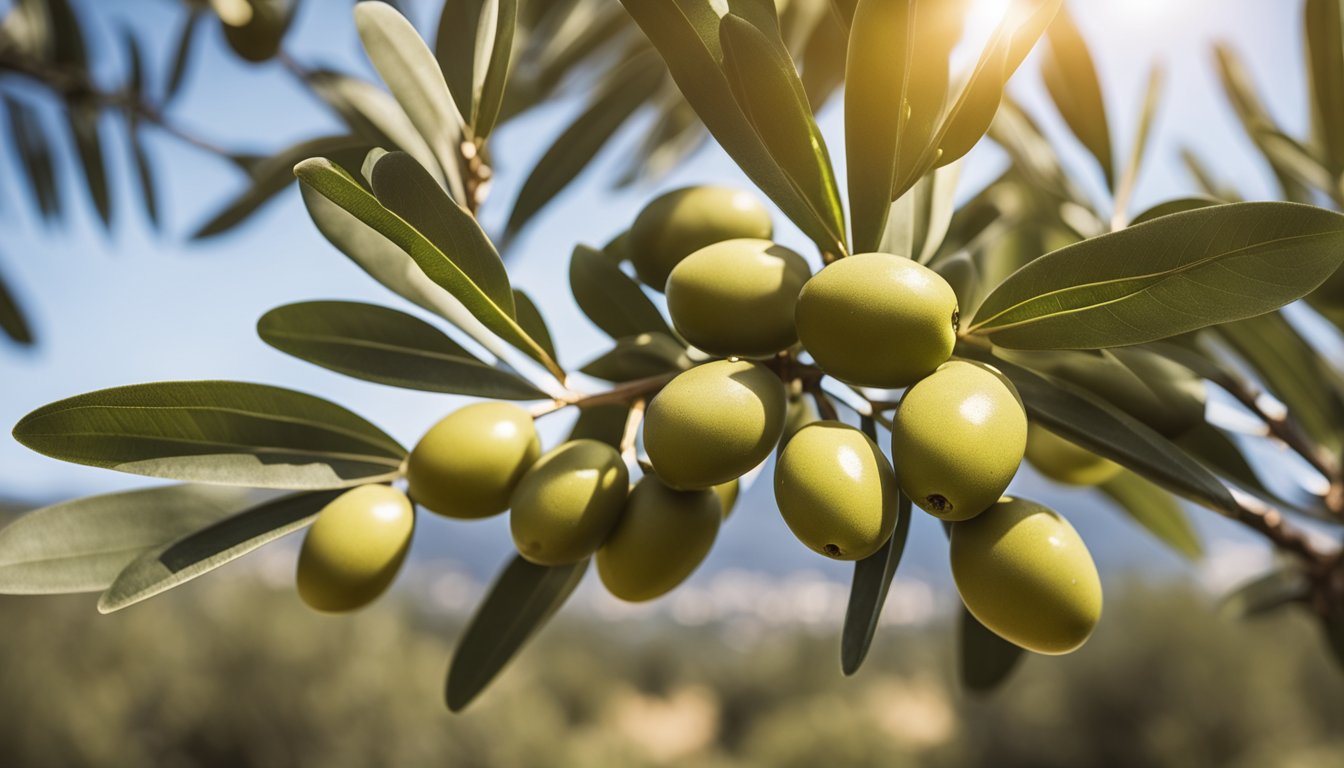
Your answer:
1,0 -> 1342,765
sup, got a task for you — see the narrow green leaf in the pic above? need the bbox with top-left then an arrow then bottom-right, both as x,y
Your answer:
1040,5 -> 1113,189
446,555 -> 587,711
719,14 -> 845,251
964,347 -> 1238,514
971,202 -> 1344,349
880,159 -> 961,265
913,0 -> 1061,188
1112,65 -> 1165,224
98,489 -> 343,613
1100,471 -> 1202,560
1219,568 -> 1309,620
436,0 -> 481,120
165,7 -> 201,103
473,0 -> 517,139
1258,129 -> 1337,193
303,68 -> 445,188
0,485 -> 258,594
1172,422 -> 1318,519
505,52 -> 664,238
580,333 -> 690,382
960,606 -> 1024,693
258,301 -> 546,399
0,266 -> 34,345
569,244 -> 672,340
354,0 -> 466,202
1305,0 -> 1344,174
841,487 -> 911,676
844,0 -> 911,252
1213,43 -> 1314,203
194,135 -> 370,240
294,157 -> 563,380
5,95 -> 60,219
1129,197 -> 1219,227
512,290 -> 557,363
371,151 -> 514,314
13,381 -> 406,489
298,183 -> 517,365
120,32 -> 160,229
618,0 -> 846,256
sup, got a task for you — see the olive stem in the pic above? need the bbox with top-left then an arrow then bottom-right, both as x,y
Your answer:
1227,488 -> 1335,568
806,380 -> 840,421
1202,368 -> 1344,516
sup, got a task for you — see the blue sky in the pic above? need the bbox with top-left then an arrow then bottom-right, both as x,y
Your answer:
0,0 -> 1316,579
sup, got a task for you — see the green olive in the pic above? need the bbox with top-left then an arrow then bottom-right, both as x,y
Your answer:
890,360 -> 1026,521
714,479 -> 740,520
795,253 -> 959,388
774,421 -> 897,560
509,439 -> 630,565
407,402 -> 540,519
222,0 -> 291,62
296,484 -> 415,613
665,239 -> 811,358
643,360 -> 788,490
1025,423 -> 1121,486
950,497 -> 1102,655
628,186 -> 773,291
597,476 -> 721,602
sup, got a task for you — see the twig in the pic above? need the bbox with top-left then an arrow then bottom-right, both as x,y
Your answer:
1228,488 -> 1333,568
0,49 -> 236,160
619,398 -> 646,464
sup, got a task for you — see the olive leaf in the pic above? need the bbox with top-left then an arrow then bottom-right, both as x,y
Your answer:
370,151 -> 514,315
568,244 -> 673,340
506,51 -> 665,239
618,0 -> 847,256
1219,568 -> 1310,620
258,301 -> 546,400
512,290 -> 557,362
164,6 -> 201,103
303,68 -> 445,188
66,99 -> 111,227
298,182 -> 517,366
971,202 -> 1344,349
99,489 -> 343,613
446,555 -> 588,712
5,94 -> 60,219
1129,197 -> 1219,226
845,0 -> 965,252
12,381 -> 406,489
1213,43 -> 1314,202
1112,65 -> 1164,223
0,485 -> 261,594
580,333 -> 690,383
1305,0 -> 1344,174
435,0 -> 517,139
569,403 -> 632,448
719,13 -> 846,252
1100,471 -> 1202,560
354,0 -> 466,201
841,479 -> 911,676
960,606 -> 1024,693
294,157 -> 564,380
1039,4 -> 1112,189
880,160 -> 961,265
194,135 -> 371,240
964,347 -> 1237,515
0,266 -> 34,345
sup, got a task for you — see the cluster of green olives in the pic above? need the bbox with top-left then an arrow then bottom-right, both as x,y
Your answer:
296,184 -> 1106,656
629,186 -> 1102,654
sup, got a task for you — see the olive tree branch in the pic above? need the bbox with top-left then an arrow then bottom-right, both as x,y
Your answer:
0,49 -> 236,159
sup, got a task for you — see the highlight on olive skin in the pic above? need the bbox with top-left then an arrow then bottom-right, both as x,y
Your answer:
950,497 -> 1103,655
665,238 -> 811,358
775,421 -> 897,561
642,359 -> 788,491
597,475 -> 722,602
407,402 -> 540,519
795,252 -> 959,389
296,484 -> 416,613
890,360 -> 1027,521
627,185 -> 773,291
509,439 -> 629,566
